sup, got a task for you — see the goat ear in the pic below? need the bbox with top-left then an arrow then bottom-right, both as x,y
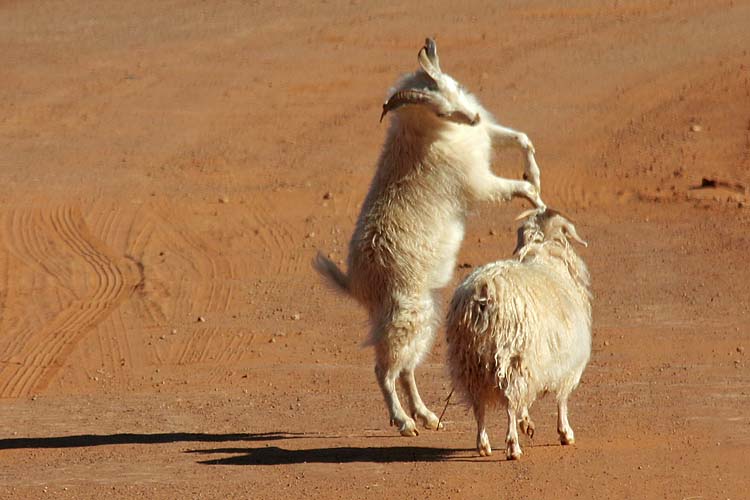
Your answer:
418,39 -> 442,81
438,110 -> 480,126
562,221 -> 588,247
424,37 -> 441,72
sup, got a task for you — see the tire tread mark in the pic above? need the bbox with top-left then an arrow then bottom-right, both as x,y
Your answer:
0,206 -> 135,398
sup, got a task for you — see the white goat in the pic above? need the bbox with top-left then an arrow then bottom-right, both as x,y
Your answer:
446,209 -> 591,459
315,38 -> 545,436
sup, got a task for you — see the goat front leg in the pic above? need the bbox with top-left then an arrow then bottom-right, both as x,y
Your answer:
488,123 -> 535,153
486,175 -> 545,210
505,405 -> 523,460
488,123 -> 541,191
473,401 -> 492,456
522,149 -> 541,192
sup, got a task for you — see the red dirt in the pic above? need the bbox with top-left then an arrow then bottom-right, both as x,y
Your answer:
1,1 -> 749,498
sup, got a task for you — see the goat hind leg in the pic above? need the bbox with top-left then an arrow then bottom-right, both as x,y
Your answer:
375,362 -> 418,437
399,369 -> 442,430
519,406 -> 536,439
557,397 -> 575,445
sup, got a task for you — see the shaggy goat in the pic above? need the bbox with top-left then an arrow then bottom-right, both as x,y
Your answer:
314,38 -> 546,436
446,209 -> 591,458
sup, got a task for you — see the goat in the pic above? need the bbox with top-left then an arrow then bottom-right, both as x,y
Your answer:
446,209 -> 591,458
315,38 -> 545,436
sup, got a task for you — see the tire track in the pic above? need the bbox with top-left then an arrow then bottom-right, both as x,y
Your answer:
0,206 -> 137,398
83,204 -> 142,385
251,194 -> 298,275
177,327 -> 251,366
177,327 -> 214,365
142,200 -> 237,366
0,210 -> 73,363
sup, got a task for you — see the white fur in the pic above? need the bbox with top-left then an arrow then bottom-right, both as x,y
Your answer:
315,39 -> 545,436
446,210 -> 592,458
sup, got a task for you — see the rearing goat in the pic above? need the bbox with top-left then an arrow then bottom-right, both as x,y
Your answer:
315,38 -> 545,436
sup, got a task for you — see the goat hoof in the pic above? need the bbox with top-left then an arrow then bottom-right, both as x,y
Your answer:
478,443 -> 492,457
520,419 -> 535,439
506,440 -> 523,460
560,434 -> 575,446
418,411 -> 443,430
398,418 -> 419,437
424,420 -> 444,430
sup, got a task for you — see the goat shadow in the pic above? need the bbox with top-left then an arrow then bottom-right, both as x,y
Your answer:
187,439 -> 564,466
187,444 -> 466,466
0,431 -> 478,465
0,431 -> 304,450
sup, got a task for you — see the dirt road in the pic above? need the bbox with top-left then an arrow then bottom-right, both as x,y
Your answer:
1,1 -> 748,498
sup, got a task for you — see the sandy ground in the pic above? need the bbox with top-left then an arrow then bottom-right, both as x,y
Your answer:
1,0 -> 749,498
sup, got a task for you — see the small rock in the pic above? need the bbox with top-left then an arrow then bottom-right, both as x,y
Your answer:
323,192 -> 333,200
197,316 -> 206,323
690,124 -> 702,132
291,313 -> 301,321
604,340 -> 610,347
269,337 -> 276,343
171,329 -> 178,335
737,346 -> 745,354
219,196 -> 229,204
306,232 -> 315,239
159,335 -> 166,340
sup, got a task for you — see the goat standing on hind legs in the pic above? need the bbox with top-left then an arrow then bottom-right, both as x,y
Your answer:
315,38 -> 546,437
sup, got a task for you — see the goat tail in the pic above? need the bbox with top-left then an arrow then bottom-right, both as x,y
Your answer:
313,252 -> 350,294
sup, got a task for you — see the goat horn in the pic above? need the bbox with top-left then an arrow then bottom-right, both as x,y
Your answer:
562,221 -> 588,247
380,90 -> 480,126
380,90 -> 438,122
515,208 -> 542,221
